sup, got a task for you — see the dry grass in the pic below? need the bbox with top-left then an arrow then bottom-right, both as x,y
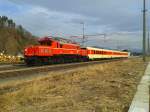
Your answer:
0,58 -> 147,112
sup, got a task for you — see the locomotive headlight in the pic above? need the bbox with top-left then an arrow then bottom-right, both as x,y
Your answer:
24,49 -> 27,52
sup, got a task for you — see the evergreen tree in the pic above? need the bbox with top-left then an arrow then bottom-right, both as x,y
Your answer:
1,16 -> 8,27
12,22 -> 16,28
7,19 -> 13,28
0,16 -> 2,28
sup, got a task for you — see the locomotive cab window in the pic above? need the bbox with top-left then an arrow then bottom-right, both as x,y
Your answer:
40,41 -> 52,46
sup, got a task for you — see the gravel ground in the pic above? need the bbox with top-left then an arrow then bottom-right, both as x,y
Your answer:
0,58 -> 147,112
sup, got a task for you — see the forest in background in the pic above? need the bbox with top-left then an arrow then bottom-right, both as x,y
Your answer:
0,16 -> 38,55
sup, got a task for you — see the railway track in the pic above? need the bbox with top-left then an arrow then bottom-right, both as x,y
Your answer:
0,58 -> 131,95
0,64 -> 26,71
0,58 -> 127,79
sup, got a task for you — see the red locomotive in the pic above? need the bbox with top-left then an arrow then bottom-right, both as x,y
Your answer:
24,36 -> 130,65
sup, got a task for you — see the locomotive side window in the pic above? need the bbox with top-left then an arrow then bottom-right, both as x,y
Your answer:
40,42 -> 44,45
57,43 -> 59,48
47,41 -> 51,46
60,44 -> 63,48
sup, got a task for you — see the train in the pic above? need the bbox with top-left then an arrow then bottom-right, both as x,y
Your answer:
24,36 -> 130,65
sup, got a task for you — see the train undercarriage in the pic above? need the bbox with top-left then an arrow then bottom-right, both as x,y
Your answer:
25,55 -> 89,66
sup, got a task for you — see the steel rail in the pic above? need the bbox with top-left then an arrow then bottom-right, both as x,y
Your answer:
0,59 -> 126,79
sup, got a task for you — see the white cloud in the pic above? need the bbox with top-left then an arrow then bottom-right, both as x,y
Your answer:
2,0 -> 147,50
12,6 -> 108,37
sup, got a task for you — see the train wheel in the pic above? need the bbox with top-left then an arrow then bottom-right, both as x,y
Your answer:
34,57 -> 42,66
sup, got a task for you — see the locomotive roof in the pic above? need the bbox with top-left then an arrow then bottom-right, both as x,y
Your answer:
86,47 -> 128,53
38,37 -> 80,46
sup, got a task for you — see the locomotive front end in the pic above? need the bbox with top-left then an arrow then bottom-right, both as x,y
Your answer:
24,45 -> 53,65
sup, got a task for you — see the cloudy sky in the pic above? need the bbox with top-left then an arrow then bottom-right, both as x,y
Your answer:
0,0 -> 149,50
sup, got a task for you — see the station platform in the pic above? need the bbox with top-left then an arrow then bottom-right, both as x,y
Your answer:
128,62 -> 150,112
